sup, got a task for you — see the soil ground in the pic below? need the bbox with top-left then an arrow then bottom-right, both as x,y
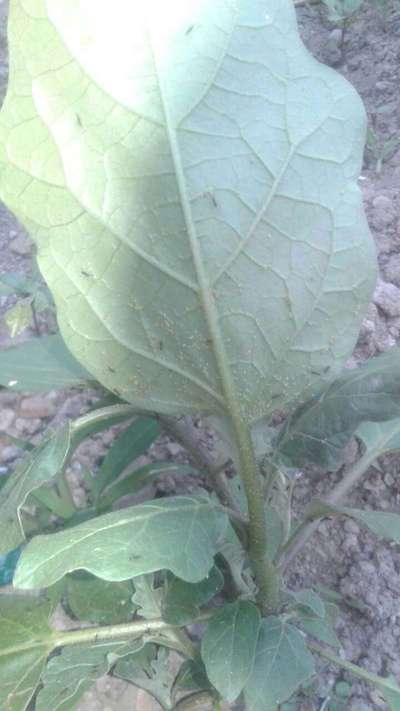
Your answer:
0,1 -> 399,709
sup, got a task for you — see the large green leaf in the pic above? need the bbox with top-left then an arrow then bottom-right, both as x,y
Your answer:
14,496 -> 228,589
0,425 -> 71,555
244,617 -> 315,711
201,600 -> 260,702
276,348 -> 400,470
35,639 -> 144,711
0,590 -> 59,711
0,0 -> 375,422
0,335 -> 91,391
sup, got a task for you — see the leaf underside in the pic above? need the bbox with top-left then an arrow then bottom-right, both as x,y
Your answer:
0,0 -> 375,422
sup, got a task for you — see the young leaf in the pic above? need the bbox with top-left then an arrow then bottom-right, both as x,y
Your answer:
14,496 -> 228,589
275,348 -> 400,470
0,590 -> 59,711
35,639 -> 144,711
244,617 -> 315,711
0,0 -> 375,420
0,425 -> 71,555
173,657 -> 212,696
201,601 -> 260,702
0,335 -> 92,391
131,575 -> 163,620
114,644 -> 175,709
295,602 -> 341,648
66,571 -> 137,625
290,589 -> 325,618
92,417 -> 161,498
162,566 -> 224,625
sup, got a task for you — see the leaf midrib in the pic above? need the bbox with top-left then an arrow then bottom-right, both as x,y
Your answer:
147,28 -> 242,424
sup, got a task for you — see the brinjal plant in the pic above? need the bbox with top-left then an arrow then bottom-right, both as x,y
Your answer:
0,0 -> 399,709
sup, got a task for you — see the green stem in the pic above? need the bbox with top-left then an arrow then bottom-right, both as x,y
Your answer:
51,615 -> 208,653
309,641 -> 400,696
231,420 -> 281,612
277,447 -> 379,571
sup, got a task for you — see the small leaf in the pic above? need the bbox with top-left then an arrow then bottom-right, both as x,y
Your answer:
201,601 -> 260,702
4,299 -> 33,338
162,566 -> 224,625
14,497 -> 228,589
66,571 -> 136,624
0,335 -> 92,391
173,658 -> 212,695
295,602 -> 341,648
93,418 -> 161,498
36,638 -> 144,711
0,425 -> 71,555
131,575 -> 163,619
276,348 -> 400,470
244,617 -> 315,711
114,645 -> 175,709
0,590 -> 58,711
290,589 -> 325,618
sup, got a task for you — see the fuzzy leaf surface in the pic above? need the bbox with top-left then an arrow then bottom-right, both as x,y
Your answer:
201,600 -> 260,702
0,0 -> 375,421
276,349 -> 400,470
14,496 -> 228,589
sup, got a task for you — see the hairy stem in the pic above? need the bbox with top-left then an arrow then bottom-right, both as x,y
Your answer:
278,447 -> 379,571
309,641 -> 400,696
231,419 -> 281,612
158,415 -> 237,510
